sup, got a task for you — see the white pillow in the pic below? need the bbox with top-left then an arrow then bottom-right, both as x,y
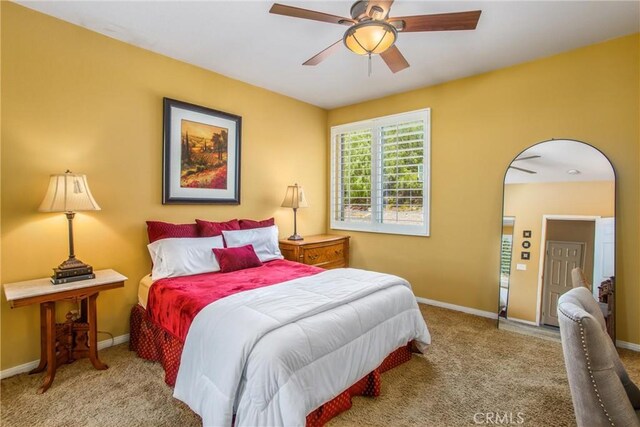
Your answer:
222,225 -> 284,263
148,236 -> 225,280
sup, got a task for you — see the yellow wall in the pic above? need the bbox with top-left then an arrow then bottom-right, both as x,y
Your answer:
0,3 -> 327,369
504,182 -> 614,322
328,34 -> 639,344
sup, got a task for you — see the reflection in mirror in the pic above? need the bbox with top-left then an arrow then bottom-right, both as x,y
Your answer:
498,140 -> 616,341
499,216 -> 515,318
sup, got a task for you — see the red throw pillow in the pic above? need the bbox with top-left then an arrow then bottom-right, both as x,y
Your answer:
196,219 -> 241,237
213,244 -> 263,273
146,221 -> 199,243
238,217 -> 275,230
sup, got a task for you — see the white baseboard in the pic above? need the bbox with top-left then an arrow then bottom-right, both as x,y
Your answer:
97,333 -> 130,351
0,360 -> 41,381
0,333 -> 130,380
2,305 -> 637,379
415,297 -> 640,352
616,340 -> 640,352
415,296 -> 498,319
504,317 -> 539,326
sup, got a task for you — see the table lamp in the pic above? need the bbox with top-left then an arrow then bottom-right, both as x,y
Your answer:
281,183 -> 308,241
39,170 -> 101,283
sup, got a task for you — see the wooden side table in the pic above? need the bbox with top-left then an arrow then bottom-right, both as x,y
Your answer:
3,269 -> 127,393
279,234 -> 350,269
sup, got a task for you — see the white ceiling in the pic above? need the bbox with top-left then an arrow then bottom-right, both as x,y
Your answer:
17,1 -> 639,109
504,140 -> 615,184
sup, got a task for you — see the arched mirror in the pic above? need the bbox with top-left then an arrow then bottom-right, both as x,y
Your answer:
498,139 -> 616,340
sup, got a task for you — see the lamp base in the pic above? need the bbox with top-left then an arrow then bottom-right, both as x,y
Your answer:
287,234 -> 304,241
57,256 -> 90,270
53,257 -> 93,279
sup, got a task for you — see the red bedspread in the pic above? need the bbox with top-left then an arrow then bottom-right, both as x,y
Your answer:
146,259 -> 323,342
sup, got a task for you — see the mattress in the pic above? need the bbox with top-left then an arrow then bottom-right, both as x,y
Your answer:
138,274 -> 153,309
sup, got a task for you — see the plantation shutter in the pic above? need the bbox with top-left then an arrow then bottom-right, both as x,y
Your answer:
333,128 -> 373,223
501,235 -> 513,276
378,120 -> 425,225
331,109 -> 430,237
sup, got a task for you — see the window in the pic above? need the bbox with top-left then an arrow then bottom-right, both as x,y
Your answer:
330,109 -> 430,236
500,234 -> 513,278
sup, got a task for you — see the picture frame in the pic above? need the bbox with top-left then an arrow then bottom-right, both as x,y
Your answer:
522,241 -> 531,249
521,251 -> 530,260
162,98 -> 241,204
523,230 -> 532,238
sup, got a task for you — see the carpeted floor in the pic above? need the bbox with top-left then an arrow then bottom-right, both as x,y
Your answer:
1,304 -> 638,427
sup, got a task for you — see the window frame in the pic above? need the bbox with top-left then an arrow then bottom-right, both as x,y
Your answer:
330,108 -> 431,237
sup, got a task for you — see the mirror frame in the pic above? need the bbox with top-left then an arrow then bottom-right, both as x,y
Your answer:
497,138 -> 617,334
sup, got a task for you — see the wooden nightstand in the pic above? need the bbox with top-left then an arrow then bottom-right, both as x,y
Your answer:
3,269 -> 127,393
279,235 -> 350,269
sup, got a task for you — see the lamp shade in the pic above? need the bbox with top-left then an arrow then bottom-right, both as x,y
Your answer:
39,170 -> 101,213
344,21 -> 397,55
281,183 -> 309,209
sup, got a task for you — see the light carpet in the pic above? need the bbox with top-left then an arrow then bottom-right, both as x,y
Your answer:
1,304 -> 638,426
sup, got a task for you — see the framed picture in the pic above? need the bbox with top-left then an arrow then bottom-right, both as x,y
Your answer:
162,98 -> 241,204
523,230 -> 532,238
521,251 -> 530,260
522,241 -> 531,249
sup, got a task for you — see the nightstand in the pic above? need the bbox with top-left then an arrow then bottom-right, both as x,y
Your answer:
279,234 -> 350,269
3,269 -> 127,393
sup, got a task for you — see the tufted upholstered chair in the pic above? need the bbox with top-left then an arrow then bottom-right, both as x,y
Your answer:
557,287 -> 640,427
571,267 -> 591,291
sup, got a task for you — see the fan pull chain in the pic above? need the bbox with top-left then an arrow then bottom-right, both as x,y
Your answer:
368,53 -> 372,77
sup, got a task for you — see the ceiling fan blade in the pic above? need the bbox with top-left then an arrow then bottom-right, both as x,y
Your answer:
509,166 -> 537,174
269,3 -> 354,26
303,40 -> 343,66
366,0 -> 394,20
380,45 -> 410,73
512,155 -> 541,162
391,10 -> 481,32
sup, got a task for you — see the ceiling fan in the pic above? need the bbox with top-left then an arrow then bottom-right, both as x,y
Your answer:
508,155 -> 541,174
269,1 -> 482,74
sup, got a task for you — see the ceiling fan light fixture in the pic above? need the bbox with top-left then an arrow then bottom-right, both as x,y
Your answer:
344,20 -> 397,55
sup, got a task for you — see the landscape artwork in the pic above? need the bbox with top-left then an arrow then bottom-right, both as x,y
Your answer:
163,98 -> 242,204
180,119 -> 228,189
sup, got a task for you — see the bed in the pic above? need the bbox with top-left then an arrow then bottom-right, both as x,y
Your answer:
130,220 -> 430,426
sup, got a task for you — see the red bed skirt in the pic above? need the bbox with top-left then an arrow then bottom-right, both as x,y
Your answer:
129,304 -> 412,426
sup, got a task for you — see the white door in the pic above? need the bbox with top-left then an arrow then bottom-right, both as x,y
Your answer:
593,217 -> 615,298
542,241 -> 584,327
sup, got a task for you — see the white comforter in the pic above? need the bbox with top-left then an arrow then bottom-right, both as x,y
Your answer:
174,268 -> 431,427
